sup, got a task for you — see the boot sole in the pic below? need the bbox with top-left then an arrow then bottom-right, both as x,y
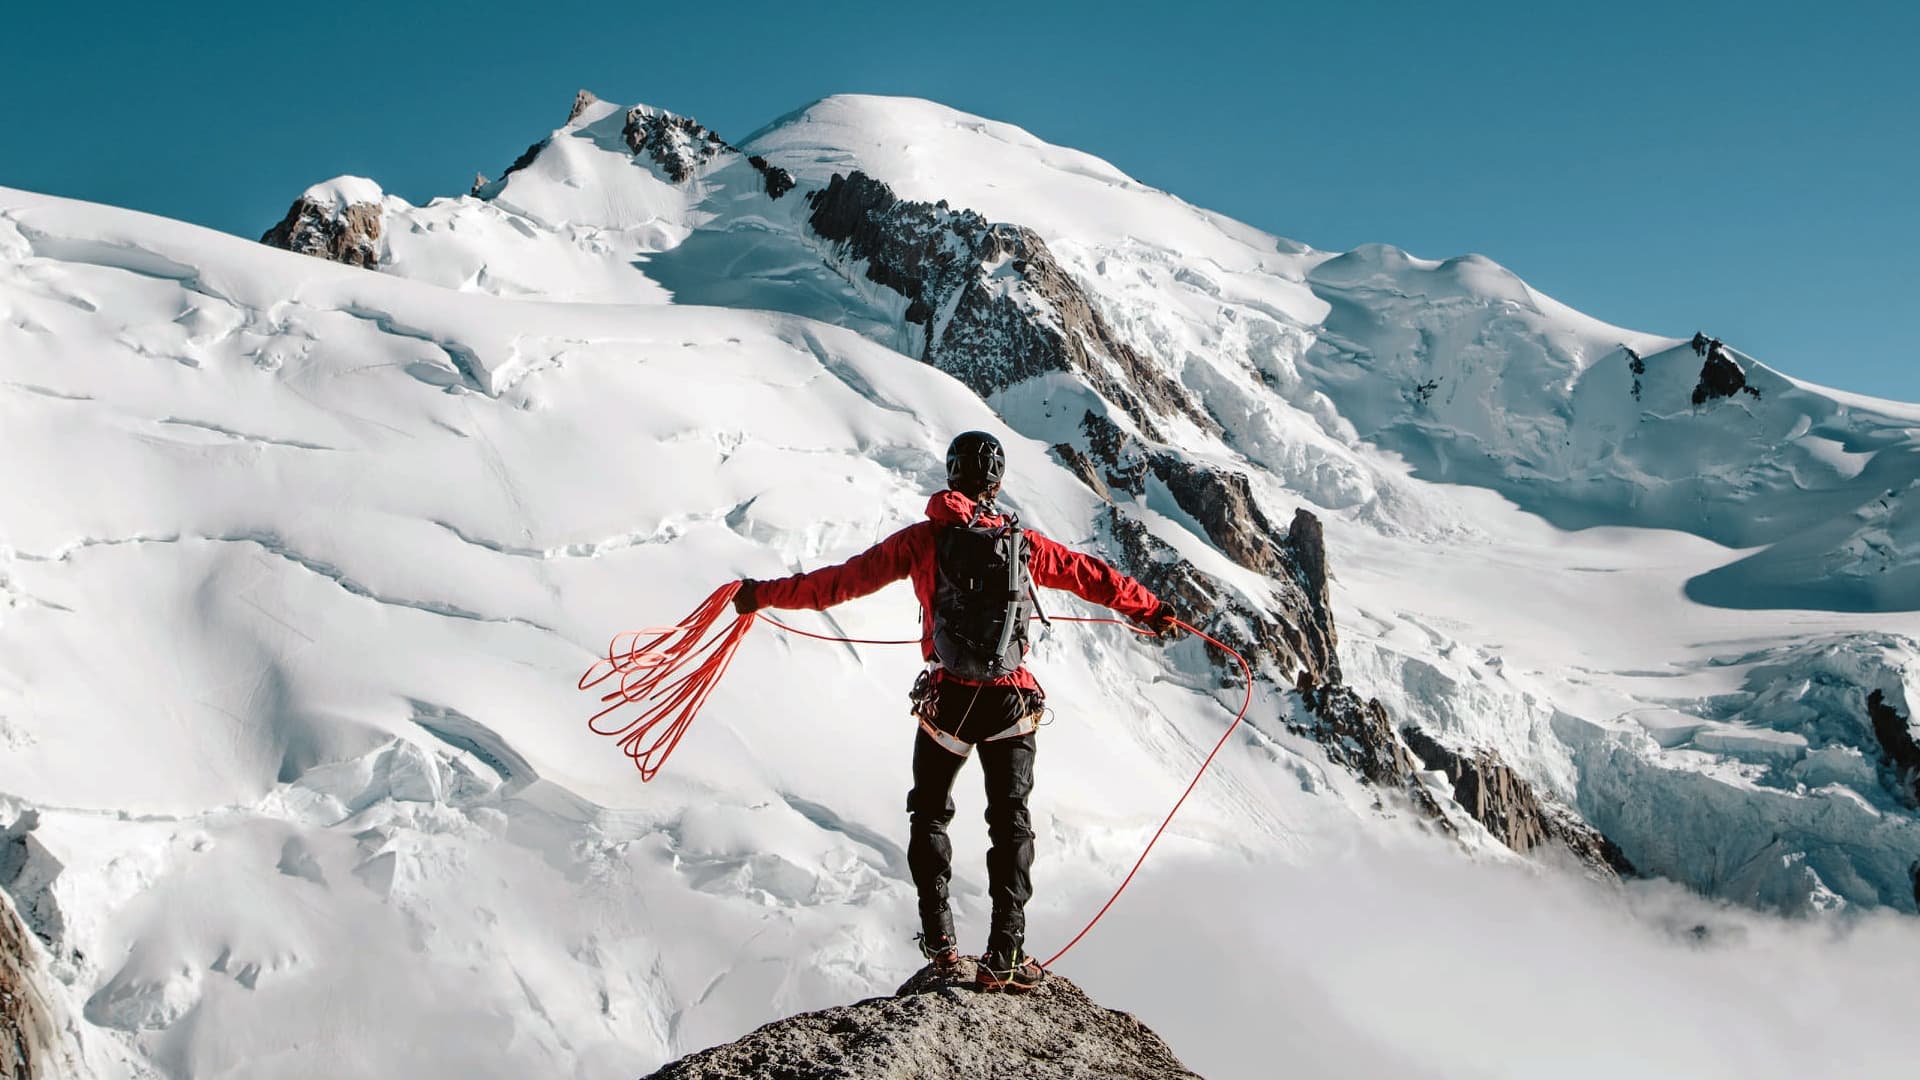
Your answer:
974,971 -> 1045,994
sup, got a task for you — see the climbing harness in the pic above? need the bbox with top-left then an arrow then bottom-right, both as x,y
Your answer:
578,580 -> 1254,967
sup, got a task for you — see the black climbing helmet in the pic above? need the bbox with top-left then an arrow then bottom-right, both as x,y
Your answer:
945,431 -> 1006,497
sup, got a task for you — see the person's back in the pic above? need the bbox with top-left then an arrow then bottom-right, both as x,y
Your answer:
731,430 -> 1178,992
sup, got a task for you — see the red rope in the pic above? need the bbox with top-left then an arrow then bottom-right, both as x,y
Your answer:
1037,616 -> 1252,967
580,586 -> 1255,967
579,582 -> 757,782
755,613 -> 920,646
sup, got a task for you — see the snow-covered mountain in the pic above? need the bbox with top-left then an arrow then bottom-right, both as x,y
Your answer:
5,90 -> 1919,1078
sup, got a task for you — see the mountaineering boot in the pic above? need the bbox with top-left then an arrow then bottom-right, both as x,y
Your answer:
916,909 -> 961,970
975,946 -> 1045,993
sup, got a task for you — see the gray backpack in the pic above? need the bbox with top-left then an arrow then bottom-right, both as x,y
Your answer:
930,510 -> 1034,680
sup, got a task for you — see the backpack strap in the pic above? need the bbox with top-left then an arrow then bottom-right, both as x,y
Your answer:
988,522 -> 1024,665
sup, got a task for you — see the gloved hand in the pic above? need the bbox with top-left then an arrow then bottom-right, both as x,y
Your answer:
732,579 -> 762,615
1145,603 -> 1183,640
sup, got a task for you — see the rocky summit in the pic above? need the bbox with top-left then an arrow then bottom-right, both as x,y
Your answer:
643,962 -> 1203,1080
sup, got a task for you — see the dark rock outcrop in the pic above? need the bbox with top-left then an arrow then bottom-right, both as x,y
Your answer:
501,137 -> 548,182
746,155 -> 795,200
1074,413 -> 1450,823
260,193 -> 383,269
1282,508 -> 1341,686
624,107 -> 731,183
1048,442 -> 1112,502
1297,681 -> 1444,818
1867,689 -> 1920,805
613,106 -> 794,197
644,962 -> 1201,1080
478,94 -> 796,202
1102,507 -> 1299,685
1080,411 -> 1151,495
804,171 -> 1208,439
1148,455 -> 1289,576
1401,726 -> 1632,877
1083,412 -> 1338,689
1691,342 -> 1762,406
1,889 -> 61,1080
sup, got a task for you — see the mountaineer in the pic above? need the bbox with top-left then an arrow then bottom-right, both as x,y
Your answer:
731,431 -> 1180,992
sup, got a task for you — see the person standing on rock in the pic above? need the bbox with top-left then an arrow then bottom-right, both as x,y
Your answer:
731,431 -> 1181,993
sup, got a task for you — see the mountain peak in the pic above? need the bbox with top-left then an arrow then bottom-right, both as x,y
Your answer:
259,175 -> 385,268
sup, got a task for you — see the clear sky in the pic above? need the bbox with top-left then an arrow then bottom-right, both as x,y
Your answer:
6,1 -> 1916,399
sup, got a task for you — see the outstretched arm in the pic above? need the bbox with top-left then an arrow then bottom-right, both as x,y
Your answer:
744,524 -> 923,611
1026,531 -> 1161,622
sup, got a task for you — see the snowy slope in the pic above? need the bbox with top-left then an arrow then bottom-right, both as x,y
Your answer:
5,87 -> 1920,1080
322,91 -> 1920,914
0,187 -> 1398,1078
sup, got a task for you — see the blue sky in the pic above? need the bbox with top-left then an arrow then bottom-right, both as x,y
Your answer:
6,1 -> 1916,399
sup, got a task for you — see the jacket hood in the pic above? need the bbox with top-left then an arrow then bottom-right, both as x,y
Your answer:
925,489 -> 1006,527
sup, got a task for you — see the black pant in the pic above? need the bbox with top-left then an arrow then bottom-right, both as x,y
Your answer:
906,681 -> 1038,958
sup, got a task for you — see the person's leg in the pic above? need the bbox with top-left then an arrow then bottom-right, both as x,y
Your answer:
906,726 -> 967,951
977,731 -> 1037,962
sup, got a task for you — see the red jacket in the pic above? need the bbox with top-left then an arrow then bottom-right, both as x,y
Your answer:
752,490 -> 1161,688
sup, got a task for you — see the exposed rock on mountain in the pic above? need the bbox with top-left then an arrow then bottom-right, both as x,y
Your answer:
500,137 -> 547,181
567,88 -> 599,123
1281,508 -> 1341,685
603,103 -> 794,196
1077,413 -> 1340,704
259,179 -> 384,269
1297,682 -> 1444,819
1101,497 -> 1444,823
624,106 -> 731,183
803,170 -> 1206,438
1401,727 -> 1633,877
1,889 -> 63,1080
643,963 -> 1202,1080
1868,689 -> 1920,804
746,155 -> 795,200
1150,456 -> 1290,577
1693,345 -> 1762,406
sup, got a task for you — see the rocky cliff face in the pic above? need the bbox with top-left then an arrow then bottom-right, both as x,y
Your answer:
624,106 -> 731,183
1,888 -> 64,1080
621,105 -> 794,197
1401,727 -> 1633,877
1868,689 -> 1920,805
1692,350 -> 1762,407
260,188 -> 383,269
643,962 -> 1201,1080
804,171 -> 1204,437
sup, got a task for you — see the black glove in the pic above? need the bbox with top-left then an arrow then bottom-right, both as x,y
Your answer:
733,579 -> 762,615
1145,603 -> 1183,640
